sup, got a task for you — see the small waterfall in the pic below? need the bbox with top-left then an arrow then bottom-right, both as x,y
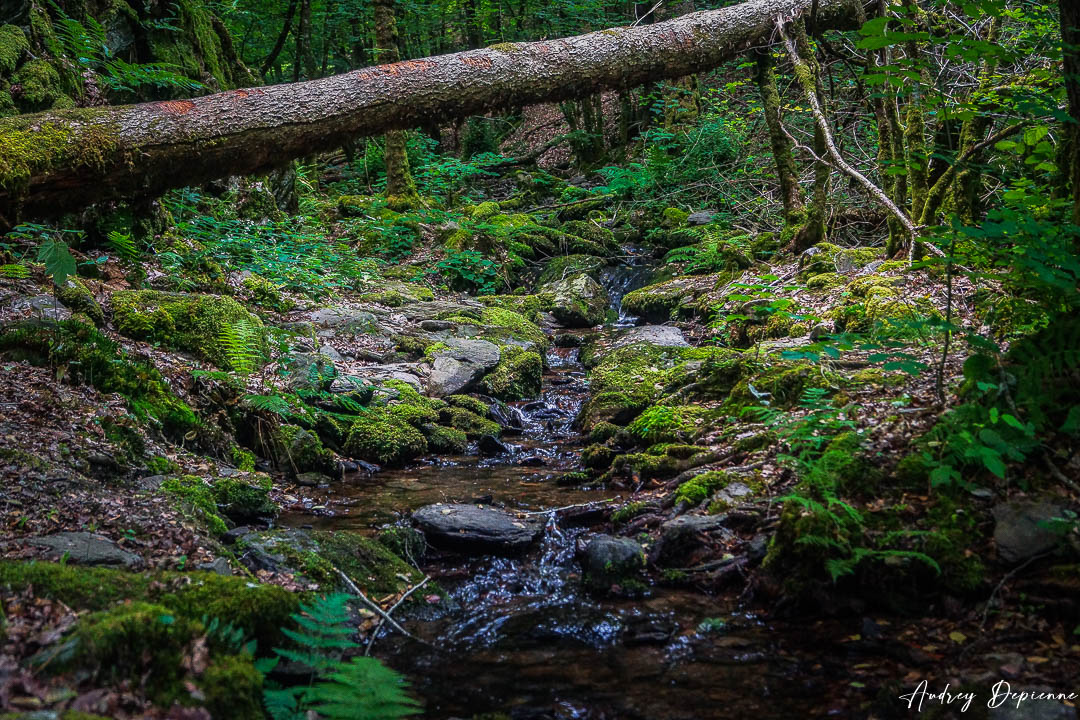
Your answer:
598,244 -> 657,327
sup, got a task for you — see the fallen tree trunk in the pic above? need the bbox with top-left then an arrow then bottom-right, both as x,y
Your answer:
0,0 -> 861,221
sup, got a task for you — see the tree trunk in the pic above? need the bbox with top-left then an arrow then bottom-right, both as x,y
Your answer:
753,48 -> 804,222
373,0 -> 420,208
0,0 -> 861,222
1061,0 -> 1080,225
262,0 -> 299,76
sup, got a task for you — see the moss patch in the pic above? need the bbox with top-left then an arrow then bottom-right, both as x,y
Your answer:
112,290 -> 268,370
478,345 -> 542,401
0,561 -> 298,651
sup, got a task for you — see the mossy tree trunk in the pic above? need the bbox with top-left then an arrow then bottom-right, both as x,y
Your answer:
754,48 -> 805,226
792,19 -> 827,250
947,18 -> 999,225
374,0 -> 420,210
0,0 -> 862,221
1061,0 -> 1080,226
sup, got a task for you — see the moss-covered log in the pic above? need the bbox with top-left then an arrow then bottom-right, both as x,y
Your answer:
0,0 -> 861,221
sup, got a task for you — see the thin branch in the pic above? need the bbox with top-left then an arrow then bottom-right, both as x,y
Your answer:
776,18 -> 920,244
365,575 -> 431,656
335,568 -> 438,650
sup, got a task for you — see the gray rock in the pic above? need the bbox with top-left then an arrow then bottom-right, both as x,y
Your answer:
712,481 -> 754,506
345,364 -> 424,391
686,211 -> 716,226
611,325 -> 689,349
196,557 -> 233,575
651,515 -> 734,567
319,344 -> 344,362
12,295 -> 70,322
25,532 -> 143,569
435,337 -> 501,369
296,471 -> 331,487
427,356 -> 485,396
988,686 -> 1077,720
544,273 -> 609,328
412,503 -> 543,553
308,308 -> 381,334
286,351 -> 338,392
420,319 -> 456,332
993,500 -> 1065,563
581,534 -> 646,586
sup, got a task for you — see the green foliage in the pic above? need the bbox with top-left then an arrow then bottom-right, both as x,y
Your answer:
51,6 -> 202,94
434,250 -> 499,294
263,593 -> 421,720
35,237 -> 76,286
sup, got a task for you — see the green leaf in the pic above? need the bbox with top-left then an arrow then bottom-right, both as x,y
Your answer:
36,238 -> 77,286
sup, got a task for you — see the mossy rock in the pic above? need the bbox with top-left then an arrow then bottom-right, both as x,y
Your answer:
440,405 -> 501,438
0,561 -> 299,651
161,475 -> 228,535
538,254 -> 605,285
578,344 -> 725,430
444,394 -> 490,416
726,360 -> 836,411
0,25 -> 29,74
55,277 -> 104,325
543,273 -> 609,328
10,58 -> 67,110
612,446 -> 716,481
581,443 -> 616,470
420,423 -> 468,453
475,306 -> 549,350
478,346 -> 542,401
799,242 -> 882,276
63,602 -> 263,717
560,221 -> 618,255
237,529 -> 423,596
268,424 -> 334,475
813,432 -> 881,495
805,272 -> 849,290
477,293 -> 555,320
661,207 -> 690,229
620,277 -> 700,323
111,290 -> 269,370
344,410 -> 428,466
213,476 -> 277,522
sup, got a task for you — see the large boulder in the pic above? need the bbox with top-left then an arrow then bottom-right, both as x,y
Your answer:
477,346 -> 543,401
993,500 -> 1065,563
412,503 -> 543,554
544,273 -> 608,328
611,325 -> 690,349
426,337 -> 501,396
24,532 -> 144,569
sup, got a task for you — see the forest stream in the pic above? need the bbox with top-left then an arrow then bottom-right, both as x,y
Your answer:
2,1 -> 1079,717
274,272 -> 826,720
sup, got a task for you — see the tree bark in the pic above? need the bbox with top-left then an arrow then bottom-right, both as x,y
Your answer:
0,0 -> 862,221
1060,0 -> 1080,225
373,0 -> 419,207
753,48 -> 804,221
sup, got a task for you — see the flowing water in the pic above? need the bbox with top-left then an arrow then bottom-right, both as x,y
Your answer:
282,338 -> 844,719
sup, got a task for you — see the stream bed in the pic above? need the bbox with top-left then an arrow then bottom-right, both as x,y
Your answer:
281,339 -> 845,719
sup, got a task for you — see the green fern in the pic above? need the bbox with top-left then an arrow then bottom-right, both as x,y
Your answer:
218,318 -> 263,375
264,593 -> 421,720
106,230 -> 140,263
0,264 -> 30,279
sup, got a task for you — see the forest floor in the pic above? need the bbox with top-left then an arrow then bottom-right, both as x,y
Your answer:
1,133 -> 1078,719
